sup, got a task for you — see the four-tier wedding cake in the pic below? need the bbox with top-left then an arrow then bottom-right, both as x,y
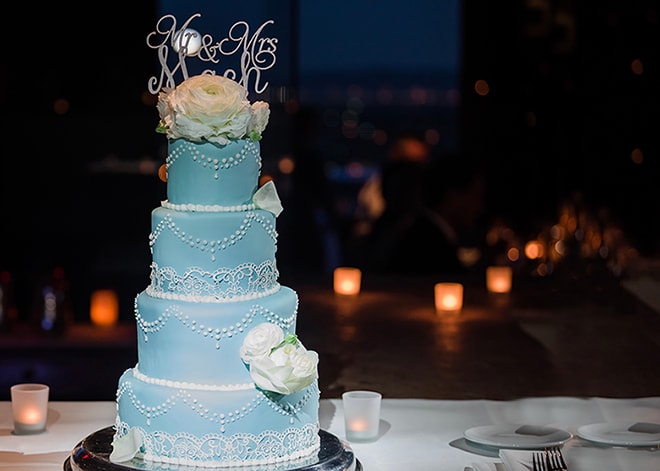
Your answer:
109,18 -> 321,468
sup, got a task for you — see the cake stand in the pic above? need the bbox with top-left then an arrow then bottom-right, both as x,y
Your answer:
63,427 -> 362,471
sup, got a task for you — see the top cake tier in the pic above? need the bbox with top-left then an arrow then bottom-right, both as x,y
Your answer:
166,138 -> 261,207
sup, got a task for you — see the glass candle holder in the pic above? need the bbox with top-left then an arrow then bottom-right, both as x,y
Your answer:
90,289 -> 119,326
11,383 -> 49,435
333,267 -> 362,295
342,390 -> 382,442
434,282 -> 463,313
486,266 -> 513,293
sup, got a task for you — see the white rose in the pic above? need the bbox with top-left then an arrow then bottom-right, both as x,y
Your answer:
240,322 -> 284,364
286,348 -> 319,392
269,341 -> 298,365
241,323 -> 319,395
247,338 -> 319,395
290,347 -> 319,379
248,101 -> 270,138
157,74 -> 254,145
249,355 -> 294,394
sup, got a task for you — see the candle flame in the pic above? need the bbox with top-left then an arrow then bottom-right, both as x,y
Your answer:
341,281 -> 355,291
348,418 -> 369,431
20,407 -> 44,424
442,295 -> 459,309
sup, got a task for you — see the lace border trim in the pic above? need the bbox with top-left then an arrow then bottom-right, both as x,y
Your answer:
147,261 -> 280,303
146,283 -> 280,303
114,421 -> 321,469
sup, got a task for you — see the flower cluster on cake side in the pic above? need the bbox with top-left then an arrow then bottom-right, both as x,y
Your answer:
240,322 -> 319,395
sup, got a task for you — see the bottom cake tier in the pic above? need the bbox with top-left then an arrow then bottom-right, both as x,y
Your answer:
114,367 -> 321,467
64,426 -> 361,471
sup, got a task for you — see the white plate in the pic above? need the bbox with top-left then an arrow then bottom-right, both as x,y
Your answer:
577,422 -> 660,447
464,424 -> 572,449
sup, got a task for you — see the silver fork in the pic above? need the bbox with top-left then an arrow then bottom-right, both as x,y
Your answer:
532,448 -> 567,471
549,447 -> 568,471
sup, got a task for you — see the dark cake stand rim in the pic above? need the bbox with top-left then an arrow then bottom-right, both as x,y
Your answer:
63,426 -> 362,471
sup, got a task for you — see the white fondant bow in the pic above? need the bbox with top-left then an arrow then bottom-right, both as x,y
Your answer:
253,180 -> 283,216
110,428 -> 143,463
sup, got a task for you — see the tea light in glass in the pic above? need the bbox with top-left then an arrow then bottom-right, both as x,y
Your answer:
486,266 -> 513,293
342,390 -> 382,442
11,383 -> 49,435
334,267 -> 362,295
90,289 -> 119,326
434,282 -> 463,313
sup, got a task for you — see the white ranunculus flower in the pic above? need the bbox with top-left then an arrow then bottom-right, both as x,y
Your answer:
156,74 -> 267,145
240,322 -> 284,364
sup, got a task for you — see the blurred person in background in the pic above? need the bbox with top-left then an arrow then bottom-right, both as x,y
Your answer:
354,131 -> 432,270
377,151 -> 487,275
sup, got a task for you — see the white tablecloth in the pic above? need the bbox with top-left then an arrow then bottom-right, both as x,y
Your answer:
1,397 -> 659,470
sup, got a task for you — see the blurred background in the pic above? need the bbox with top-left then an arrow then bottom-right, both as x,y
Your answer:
1,0 -> 659,327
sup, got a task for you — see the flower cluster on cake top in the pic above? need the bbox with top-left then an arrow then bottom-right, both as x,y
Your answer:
156,74 -> 270,146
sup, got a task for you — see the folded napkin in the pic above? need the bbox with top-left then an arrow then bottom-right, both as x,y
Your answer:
627,422 -> 660,433
499,449 -> 535,470
465,461 -> 507,471
468,449 -> 536,471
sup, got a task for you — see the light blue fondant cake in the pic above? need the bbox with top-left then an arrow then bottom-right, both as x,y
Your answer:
112,75 -> 321,468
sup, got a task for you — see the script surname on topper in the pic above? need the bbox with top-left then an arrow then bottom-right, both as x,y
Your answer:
146,13 -> 278,95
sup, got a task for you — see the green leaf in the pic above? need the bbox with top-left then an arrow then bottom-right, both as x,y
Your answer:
272,333 -> 299,352
283,333 -> 298,345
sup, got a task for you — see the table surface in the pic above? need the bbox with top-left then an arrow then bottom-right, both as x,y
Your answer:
1,398 -> 658,471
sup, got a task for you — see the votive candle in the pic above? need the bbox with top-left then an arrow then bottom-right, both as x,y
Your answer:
334,267 -> 362,295
434,283 -> 463,313
90,289 -> 119,326
486,266 -> 513,293
11,383 -> 49,435
342,390 -> 382,441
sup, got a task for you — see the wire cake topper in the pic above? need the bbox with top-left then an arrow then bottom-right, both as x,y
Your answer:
146,13 -> 278,95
